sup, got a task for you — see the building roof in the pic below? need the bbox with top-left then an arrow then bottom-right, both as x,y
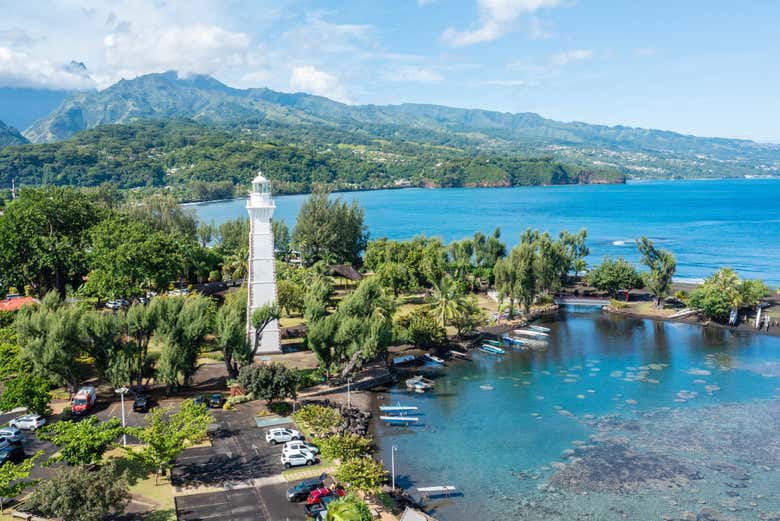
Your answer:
400,507 -> 438,521
329,264 -> 363,281
0,296 -> 36,312
252,172 -> 269,184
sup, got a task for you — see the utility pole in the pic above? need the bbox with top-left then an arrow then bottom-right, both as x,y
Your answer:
115,387 -> 129,447
391,445 -> 398,490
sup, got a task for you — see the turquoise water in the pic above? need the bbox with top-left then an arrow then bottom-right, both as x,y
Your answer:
191,179 -> 780,285
372,309 -> 780,521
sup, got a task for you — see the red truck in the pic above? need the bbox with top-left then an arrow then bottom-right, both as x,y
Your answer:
71,386 -> 97,415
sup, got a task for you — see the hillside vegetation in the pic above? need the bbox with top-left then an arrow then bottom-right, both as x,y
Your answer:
0,120 -> 623,200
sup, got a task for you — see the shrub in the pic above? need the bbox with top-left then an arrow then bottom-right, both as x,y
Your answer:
292,404 -> 342,438
238,363 -> 299,404
225,393 -> 254,407
674,290 -> 689,303
609,298 -> 628,309
334,456 -> 387,493
0,375 -> 51,415
324,493 -> 373,521
394,309 -> 445,347
320,433 -> 373,461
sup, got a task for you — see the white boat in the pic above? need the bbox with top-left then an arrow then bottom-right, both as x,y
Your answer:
406,375 -> 434,393
514,328 -> 549,338
479,344 -> 505,355
423,354 -> 445,366
501,334 -> 525,346
380,403 -> 419,413
381,415 -> 419,424
529,325 -> 551,333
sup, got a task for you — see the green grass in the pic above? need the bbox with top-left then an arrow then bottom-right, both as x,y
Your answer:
282,458 -> 336,481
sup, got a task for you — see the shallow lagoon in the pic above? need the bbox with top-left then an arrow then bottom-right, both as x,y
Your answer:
372,308 -> 780,521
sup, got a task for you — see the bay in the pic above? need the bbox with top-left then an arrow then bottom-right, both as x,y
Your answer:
191,178 -> 780,286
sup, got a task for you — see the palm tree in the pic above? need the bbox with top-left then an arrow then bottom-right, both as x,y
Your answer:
428,275 -> 466,328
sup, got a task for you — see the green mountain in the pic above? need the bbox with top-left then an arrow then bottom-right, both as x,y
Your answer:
23,71 -> 780,179
0,120 -> 29,148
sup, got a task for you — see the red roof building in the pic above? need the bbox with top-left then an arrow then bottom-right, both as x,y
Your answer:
0,296 -> 36,312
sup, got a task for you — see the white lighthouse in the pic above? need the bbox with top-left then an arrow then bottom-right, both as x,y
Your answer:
246,171 -> 281,353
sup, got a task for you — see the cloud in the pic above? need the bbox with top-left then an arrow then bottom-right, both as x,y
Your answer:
442,0 -> 564,46
289,65 -> 349,103
528,16 -> 555,39
0,28 -> 39,48
102,24 -> 251,87
388,66 -> 444,83
550,49 -> 594,65
0,46 -> 96,90
634,47 -> 657,57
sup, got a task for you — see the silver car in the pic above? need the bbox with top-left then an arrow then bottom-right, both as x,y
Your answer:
9,414 -> 46,431
0,427 -> 24,443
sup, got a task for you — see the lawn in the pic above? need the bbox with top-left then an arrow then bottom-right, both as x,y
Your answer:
105,447 -> 176,520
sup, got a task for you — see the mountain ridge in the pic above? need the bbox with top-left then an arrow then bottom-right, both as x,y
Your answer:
22,72 -> 780,179
0,120 -> 29,148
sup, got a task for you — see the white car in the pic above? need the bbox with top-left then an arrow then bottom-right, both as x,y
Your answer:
281,451 -> 316,469
266,427 -> 301,445
0,427 -> 23,443
283,440 -> 319,455
9,414 -> 46,431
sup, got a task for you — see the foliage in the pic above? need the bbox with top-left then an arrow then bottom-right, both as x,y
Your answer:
250,303 -> 281,358
334,456 -> 387,493
39,416 -> 124,466
0,452 -> 38,513
24,461 -> 130,521
375,262 -> 414,296
394,308 -> 445,347
80,310 -> 125,380
427,275 -> 467,328
303,275 -> 333,323
237,363 -> 299,404
291,404 -> 343,438
272,219 -> 290,254
324,493 -> 373,521
636,237 -> 676,308
306,278 -> 394,376
608,298 -> 629,310
0,374 -> 51,415
689,268 -> 769,320
126,300 -> 159,392
587,257 -> 644,297
319,433 -> 374,461
0,339 -> 29,378
16,291 -> 87,391
277,279 -> 305,316
0,186 -> 101,297
154,295 -> 213,387
130,399 -> 211,482
292,191 -> 368,266
214,287 -> 249,379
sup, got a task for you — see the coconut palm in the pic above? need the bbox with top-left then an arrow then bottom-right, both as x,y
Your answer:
428,275 -> 467,328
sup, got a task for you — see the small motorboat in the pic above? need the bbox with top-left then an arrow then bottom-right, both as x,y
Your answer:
514,328 -> 549,338
380,403 -> 419,413
381,415 -> 419,424
501,334 -> 525,346
423,353 -> 445,366
479,344 -> 505,355
406,375 -> 434,393
482,339 -> 502,348
529,325 -> 551,333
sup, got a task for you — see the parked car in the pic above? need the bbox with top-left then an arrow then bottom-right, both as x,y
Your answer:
282,451 -> 316,469
0,445 -> 25,464
208,393 -> 224,408
71,386 -> 97,415
9,414 -> 46,431
266,427 -> 301,445
286,476 -> 325,502
303,494 -> 339,519
105,299 -> 129,310
0,427 -> 24,444
133,395 -> 150,413
283,440 -> 319,455
192,395 -> 206,407
305,487 -> 345,505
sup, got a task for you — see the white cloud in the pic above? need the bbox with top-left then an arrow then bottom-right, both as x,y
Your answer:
550,49 -> 594,65
289,65 -> 349,103
442,0 -> 563,46
101,24 -> 251,87
528,16 -> 555,39
634,47 -> 657,57
389,66 -> 444,83
0,46 -> 96,90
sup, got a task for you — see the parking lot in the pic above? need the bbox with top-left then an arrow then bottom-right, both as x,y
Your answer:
172,408 -> 303,520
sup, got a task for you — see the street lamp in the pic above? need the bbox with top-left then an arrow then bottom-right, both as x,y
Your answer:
391,445 -> 398,490
115,387 -> 129,447
346,378 -> 352,410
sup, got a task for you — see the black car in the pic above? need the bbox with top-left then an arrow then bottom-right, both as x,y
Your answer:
286,475 -> 326,502
208,394 -> 224,408
0,445 -> 25,464
193,395 -> 206,407
133,395 -> 150,413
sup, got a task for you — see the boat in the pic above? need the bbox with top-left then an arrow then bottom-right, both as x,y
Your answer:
406,375 -> 434,393
479,344 -> 505,354
393,354 -> 417,366
514,328 -> 549,338
448,350 -> 471,360
423,353 -> 445,366
381,415 -> 419,424
380,403 -> 419,413
482,339 -> 502,348
501,334 -> 525,346
529,325 -> 551,333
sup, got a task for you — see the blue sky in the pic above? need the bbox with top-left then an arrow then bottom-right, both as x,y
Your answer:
1,0 -> 779,140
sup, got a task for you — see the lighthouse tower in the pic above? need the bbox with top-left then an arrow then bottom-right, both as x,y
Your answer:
246,171 -> 281,353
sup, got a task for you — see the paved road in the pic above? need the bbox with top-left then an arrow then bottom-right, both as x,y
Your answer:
173,408 -> 306,520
